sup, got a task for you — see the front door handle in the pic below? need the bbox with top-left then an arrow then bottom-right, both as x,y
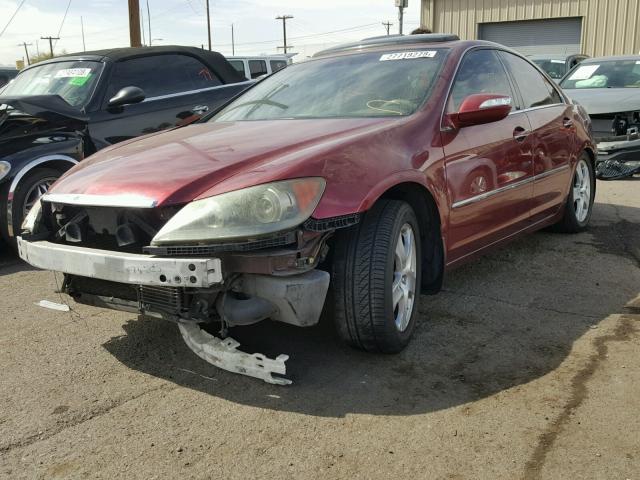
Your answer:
563,117 -> 574,128
513,126 -> 529,142
192,105 -> 209,115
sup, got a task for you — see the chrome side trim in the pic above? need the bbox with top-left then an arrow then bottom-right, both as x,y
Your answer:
451,164 -> 571,209
143,80 -> 253,103
7,155 -> 78,237
42,192 -> 158,208
533,164 -> 570,181
451,176 -> 534,209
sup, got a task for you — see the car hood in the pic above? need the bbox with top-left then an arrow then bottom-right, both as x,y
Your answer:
49,118 -> 398,206
563,88 -> 640,115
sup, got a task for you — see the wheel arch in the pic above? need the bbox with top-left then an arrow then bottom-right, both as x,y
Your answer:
377,181 -> 445,294
6,155 -> 78,237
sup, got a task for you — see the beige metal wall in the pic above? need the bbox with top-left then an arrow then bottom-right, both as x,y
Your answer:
420,0 -> 640,57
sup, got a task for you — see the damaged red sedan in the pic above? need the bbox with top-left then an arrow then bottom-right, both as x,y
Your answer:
18,35 -> 596,384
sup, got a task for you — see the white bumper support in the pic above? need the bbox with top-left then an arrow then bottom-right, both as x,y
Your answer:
17,237 -> 223,287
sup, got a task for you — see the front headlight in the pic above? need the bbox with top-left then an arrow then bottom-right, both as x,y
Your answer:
0,161 -> 11,182
151,177 -> 326,245
21,198 -> 43,234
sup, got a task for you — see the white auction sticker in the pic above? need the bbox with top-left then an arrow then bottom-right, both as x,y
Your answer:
550,59 -> 565,64
54,68 -> 92,78
568,64 -> 600,80
380,51 -> 437,61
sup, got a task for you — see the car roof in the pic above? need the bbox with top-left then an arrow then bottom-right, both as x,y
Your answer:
528,54 -> 579,61
580,55 -> 640,63
17,45 -> 246,84
313,33 -> 467,57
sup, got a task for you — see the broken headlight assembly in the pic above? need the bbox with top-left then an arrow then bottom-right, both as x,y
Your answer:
151,178 -> 326,245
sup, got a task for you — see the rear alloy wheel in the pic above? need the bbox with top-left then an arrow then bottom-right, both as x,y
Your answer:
332,199 -> 422,353
7,167 -> 60,242
553,154 -> 595,233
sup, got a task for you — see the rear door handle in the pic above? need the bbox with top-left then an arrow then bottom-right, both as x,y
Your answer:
563,117 -> 574,128
513,126 -> 529,142
192,105 -> 209,115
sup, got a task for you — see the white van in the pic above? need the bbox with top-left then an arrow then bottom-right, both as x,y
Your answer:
226,55 -> 293,80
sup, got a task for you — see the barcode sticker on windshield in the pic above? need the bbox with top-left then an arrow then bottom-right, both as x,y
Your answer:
380,51 -> 437,61
568,65 -> 599,80
54,68 -> 92,78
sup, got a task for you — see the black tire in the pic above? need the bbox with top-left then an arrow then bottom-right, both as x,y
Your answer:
4,167 -> 60,244
332,199 -> 422,353
553,154 -> 595,233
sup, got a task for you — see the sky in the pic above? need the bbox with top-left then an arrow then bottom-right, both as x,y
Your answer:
0,0 -> 423,66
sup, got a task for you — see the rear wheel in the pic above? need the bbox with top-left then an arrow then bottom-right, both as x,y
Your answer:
5,167 -> 59,243
332,199 -> 422,353
553,154 -> 595,233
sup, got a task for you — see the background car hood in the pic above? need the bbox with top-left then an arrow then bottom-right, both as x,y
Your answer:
563,88 -> 640,115
50,118 -> 397,206
0,95 -> 88,124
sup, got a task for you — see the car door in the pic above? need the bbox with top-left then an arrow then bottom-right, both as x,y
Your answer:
89,53 -> 225,146
443,48 -> 534,263
499,51 -> 574,224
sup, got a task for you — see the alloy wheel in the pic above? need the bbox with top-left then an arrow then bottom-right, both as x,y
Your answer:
392,223 -> 417,332
22,177 -> 56,217
573,159 -> 591,223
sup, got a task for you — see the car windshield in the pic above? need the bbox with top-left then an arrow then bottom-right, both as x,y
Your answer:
560,59 -> 640,89
532,59 -> 566,80
1,60 -> 103,108
212,49 -> 448,121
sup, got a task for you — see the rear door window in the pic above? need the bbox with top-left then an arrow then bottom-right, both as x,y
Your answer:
500,52 -> 563,108
228,60 -> 247,79
448,49 -> 516,112
248,60 -> 268,79
270,60 -> 287,73
106,54 -> 222,101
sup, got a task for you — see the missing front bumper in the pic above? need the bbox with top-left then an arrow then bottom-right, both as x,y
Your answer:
17,237 -> 222,287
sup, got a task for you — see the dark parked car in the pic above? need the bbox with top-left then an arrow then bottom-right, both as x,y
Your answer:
18,35 -> 596,384
529,54 -> 589,82
560,55 -> 640,179
0,67 -> 19,88
0,46 -> 250,242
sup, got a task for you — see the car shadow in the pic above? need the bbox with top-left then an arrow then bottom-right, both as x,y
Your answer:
101,203 -> 639,418
0,244 -> 36,276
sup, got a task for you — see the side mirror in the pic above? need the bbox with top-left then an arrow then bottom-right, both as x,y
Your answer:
447,94 -> 512,129
108,86 -> 145,108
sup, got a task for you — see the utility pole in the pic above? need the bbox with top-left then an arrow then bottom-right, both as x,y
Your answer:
206,0 -> 211,50
146,0 -> 151,46
396,0 -> 407,35
127,0 -> 141,47
382,21 -> 393,35
80,16 -> 86,51
276,15 -> 293,54
40,36 -> 59,57
18,42 -> 31,65
231,23 -> 235,55
140,8 -> 146,45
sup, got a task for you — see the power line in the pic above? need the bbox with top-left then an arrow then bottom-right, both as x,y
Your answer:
0,0 -> 27,38
17,41 -> 32,64
41,36 -> 60,57
53,0 -> 72,49
382,21 -> 393,35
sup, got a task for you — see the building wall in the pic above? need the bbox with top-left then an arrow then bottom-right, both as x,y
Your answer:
420,0 -> 640,57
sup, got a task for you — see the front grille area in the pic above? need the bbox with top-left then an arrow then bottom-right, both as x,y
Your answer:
139,285 -> 186,313
144,231 -> 297,256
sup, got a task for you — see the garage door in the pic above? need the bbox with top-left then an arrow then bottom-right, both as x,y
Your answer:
478,17 -> 582,55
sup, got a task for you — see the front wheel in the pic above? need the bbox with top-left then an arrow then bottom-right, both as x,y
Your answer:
332,199 -> 422,353
4,167 -> 60,243
553,154 -> 595,233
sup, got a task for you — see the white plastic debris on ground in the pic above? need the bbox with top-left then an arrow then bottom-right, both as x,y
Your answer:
178,322 -> 292,385
36,300 -> 70,312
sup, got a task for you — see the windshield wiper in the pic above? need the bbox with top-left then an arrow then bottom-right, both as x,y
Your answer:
223,98 -> 288,113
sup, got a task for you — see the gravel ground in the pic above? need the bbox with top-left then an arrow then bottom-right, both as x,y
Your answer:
0,179 -> 638,480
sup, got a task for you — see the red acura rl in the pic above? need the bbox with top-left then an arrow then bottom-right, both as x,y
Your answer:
18,35 -> 596,384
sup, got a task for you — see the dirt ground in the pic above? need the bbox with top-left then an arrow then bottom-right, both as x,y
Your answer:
0,179 -> 638,480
